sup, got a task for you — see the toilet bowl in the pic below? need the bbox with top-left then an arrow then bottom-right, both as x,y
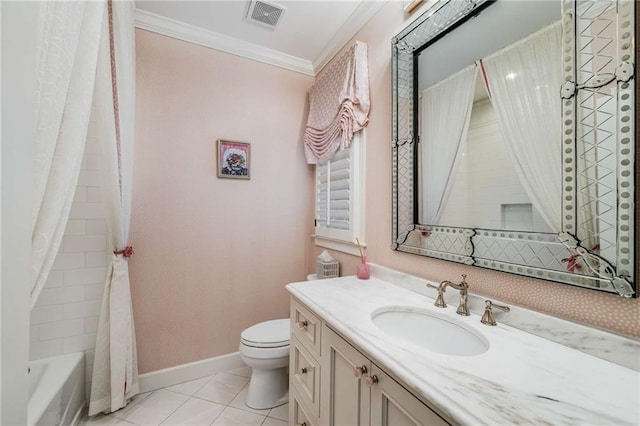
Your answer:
239,318 -> 290,409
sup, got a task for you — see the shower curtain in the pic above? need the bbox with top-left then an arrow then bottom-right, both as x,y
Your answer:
420,64 -> 478,225
32,2 -> 105,308
481,22 -> 563,232
88,0 -> 139,415
33,0 -> 139,415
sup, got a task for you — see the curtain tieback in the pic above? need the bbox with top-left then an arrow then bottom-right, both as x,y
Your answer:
562,244 -> 600,272
114,246 -> 135,258
561,254 -> 581,272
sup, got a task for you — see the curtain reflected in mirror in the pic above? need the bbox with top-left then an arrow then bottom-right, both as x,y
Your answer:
419,65 -> 477,225
392,0 -> 635,296
481,22 -> 563,232
417,14 -> 562,235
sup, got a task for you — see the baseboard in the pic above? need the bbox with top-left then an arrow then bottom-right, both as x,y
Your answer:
138,352 -> 245,393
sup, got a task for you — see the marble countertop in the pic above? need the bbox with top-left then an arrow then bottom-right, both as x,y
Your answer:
287,276 -> 640,425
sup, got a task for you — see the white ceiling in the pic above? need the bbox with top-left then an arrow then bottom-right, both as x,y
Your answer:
134,0 -> 385,75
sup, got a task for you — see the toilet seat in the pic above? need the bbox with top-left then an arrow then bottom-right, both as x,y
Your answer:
240,342 -> 289,360
240,319 -> 290,348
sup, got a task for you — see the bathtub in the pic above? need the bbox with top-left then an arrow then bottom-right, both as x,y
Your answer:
28,352 -> 85,426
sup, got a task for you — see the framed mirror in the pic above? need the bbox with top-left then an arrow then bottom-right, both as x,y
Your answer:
391,0 -> 636,297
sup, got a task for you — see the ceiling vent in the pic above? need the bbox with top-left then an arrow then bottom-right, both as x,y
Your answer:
245,0 -> 286,30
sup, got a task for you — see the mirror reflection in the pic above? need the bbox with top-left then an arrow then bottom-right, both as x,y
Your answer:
416,1 -> 560,233
393,0 -> 636,296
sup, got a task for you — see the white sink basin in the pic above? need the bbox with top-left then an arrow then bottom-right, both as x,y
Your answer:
371,307 -> 489,356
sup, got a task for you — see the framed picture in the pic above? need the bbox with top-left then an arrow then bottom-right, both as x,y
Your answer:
217,139 -> 250,179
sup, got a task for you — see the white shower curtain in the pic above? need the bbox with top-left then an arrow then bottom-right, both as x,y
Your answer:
482,22 -> 563,232
89,1 -> 139,415
31,2 -> 105,307
34,0 -> 138,415
421,64 -> 478,224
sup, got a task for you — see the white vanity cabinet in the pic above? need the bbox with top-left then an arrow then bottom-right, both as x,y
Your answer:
290,298 -> 323,425
369,364 -> 448,426
289,297 -> 450,426
320,324 -> 371,426
287,276 -> 640,425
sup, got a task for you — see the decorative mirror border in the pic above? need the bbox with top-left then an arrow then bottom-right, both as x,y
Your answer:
391,0 -> 636,297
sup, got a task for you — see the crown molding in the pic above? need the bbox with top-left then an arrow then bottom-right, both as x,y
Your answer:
312,0 -> 387,74
134,9 -> 315,76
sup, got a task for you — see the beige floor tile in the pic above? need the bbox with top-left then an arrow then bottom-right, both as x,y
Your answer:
261,417 -> 287,426
114,389 -> 189,425
227,366 -> 252,378
267,403 -> 288,421
81,366 -> 290,426
194,373 -> 249,405
165,376 -> 211,396
212,372 -> 250,390
160,397 -> 225,425
81,413 -> 138,426
108,392 -> 153,420
211,406 -> 266,426
228,385 -> 270,416
81,392 -> 152,426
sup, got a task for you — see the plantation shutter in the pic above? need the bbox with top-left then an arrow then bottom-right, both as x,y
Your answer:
316,147 -> 351,235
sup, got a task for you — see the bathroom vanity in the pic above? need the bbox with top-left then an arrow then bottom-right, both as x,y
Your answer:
287,269 -> 639,425
289,296 -> 447,426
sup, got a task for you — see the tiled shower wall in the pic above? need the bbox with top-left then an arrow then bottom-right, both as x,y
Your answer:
439,99 -> 551,232
30,125 -> 107,390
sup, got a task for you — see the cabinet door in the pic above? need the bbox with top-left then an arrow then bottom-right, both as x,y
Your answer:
369,365 -> 449,426
291,336 -> 321,417
291,298 -> 322,355
321,326 -> 370,426
291,391 -> 318,426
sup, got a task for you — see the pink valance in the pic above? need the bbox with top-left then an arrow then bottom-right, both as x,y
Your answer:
304,41 -> 370,164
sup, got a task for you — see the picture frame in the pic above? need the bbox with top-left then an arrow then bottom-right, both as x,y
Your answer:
217,139 -> 250,179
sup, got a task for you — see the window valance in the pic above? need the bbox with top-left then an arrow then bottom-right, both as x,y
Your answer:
304,41 -> 370,164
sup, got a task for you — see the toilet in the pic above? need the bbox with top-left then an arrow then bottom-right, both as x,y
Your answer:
239,318 -> 290,409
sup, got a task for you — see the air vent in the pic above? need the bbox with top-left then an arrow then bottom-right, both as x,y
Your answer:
246,0 -> 286,29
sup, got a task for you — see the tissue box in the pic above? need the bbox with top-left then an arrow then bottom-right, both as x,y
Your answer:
317,258 -> 339,279
316,250 -> 339,279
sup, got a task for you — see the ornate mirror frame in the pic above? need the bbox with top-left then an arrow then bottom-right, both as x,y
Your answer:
391,0 -> 637,297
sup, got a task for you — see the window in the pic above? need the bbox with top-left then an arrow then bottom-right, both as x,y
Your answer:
314,131 -> 365,255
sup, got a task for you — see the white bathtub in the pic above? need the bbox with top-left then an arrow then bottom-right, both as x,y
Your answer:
28,352 -> 85,426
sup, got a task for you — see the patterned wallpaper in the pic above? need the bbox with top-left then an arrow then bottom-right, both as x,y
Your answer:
316,249 -> 640,340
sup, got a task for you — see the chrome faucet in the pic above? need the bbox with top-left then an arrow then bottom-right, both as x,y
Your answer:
426,274 -> 470,316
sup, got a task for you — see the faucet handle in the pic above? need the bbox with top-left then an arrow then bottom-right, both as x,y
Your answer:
480,300 -> 510,326
455,275 -> 470,316
426,283 -> 447,308
490,300 -> 510,312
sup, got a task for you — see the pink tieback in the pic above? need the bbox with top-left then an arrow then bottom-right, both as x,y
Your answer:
562,244 -> 599,272
114,246 -> 134,258
561,254 -> 581,272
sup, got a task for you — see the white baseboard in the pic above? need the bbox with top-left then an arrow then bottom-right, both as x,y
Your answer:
138,352 -> 245,393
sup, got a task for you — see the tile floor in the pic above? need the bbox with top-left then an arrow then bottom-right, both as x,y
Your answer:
81,367 -> 288,426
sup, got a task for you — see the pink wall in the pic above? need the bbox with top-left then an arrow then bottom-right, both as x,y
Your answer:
132,3 -> 636,376
308,1 -> 640,340
132,30 -> 314,373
